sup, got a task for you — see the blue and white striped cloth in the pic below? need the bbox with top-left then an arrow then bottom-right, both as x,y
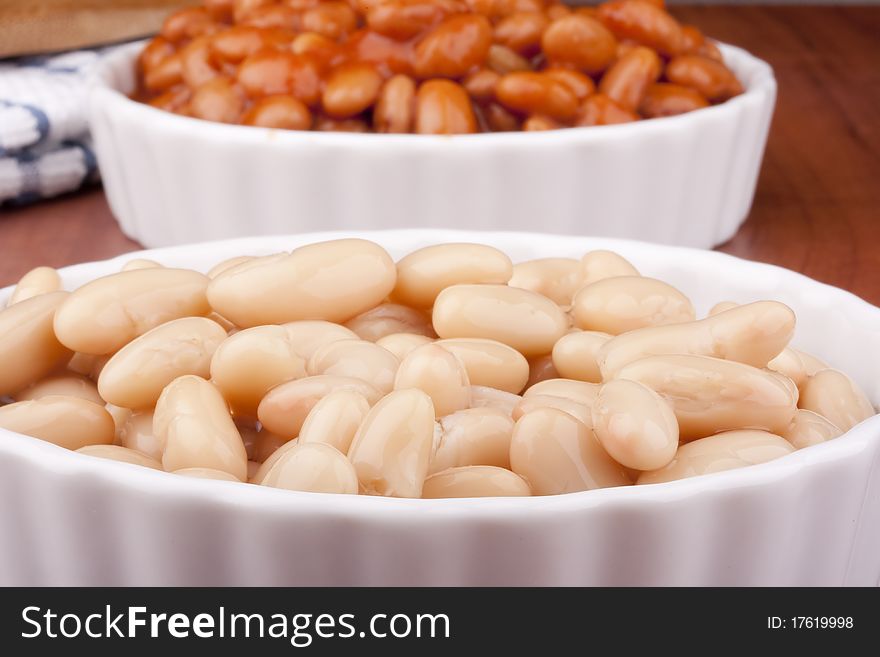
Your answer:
0,46 -> 128,207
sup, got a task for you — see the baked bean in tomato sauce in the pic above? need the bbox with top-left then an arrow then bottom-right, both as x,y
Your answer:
136,0 -> 743,133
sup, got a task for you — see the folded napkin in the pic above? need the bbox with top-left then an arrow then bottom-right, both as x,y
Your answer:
0,45 -> 129,206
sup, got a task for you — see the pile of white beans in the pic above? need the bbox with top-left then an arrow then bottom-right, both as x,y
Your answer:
0,239 -> 875,498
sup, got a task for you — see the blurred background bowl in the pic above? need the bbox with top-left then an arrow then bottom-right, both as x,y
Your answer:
89,42 -> 775,249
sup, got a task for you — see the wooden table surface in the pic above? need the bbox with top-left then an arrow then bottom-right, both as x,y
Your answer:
2,6 -> 879,303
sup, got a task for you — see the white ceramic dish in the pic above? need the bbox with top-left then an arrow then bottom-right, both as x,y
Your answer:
1,230 -> 878,586
88,42 -> 775,249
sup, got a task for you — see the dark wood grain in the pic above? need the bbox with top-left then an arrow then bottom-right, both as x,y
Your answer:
1,6 -> 879,303
680,6 -> 880,305
0,191 -> 139,275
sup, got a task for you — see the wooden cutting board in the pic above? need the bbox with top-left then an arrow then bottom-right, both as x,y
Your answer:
0,0 -> 199,57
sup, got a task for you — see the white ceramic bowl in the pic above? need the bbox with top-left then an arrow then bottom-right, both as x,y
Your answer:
89,42 -> 775,249
1,230 -> 878,586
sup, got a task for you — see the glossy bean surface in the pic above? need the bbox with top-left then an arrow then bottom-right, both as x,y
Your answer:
433,284 -> 568,357
0,292 -> 72,395
137,0 -> 741,133
616,355 -> 799,440
638,430 -> 795,485
0,396 -> 115,450
207,239 -> 396,327
422,465 -> 531,498
348,388 -> 435,497
510,407 -> 630,495
154,375 -> 248,480
54,269 -> 210,355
